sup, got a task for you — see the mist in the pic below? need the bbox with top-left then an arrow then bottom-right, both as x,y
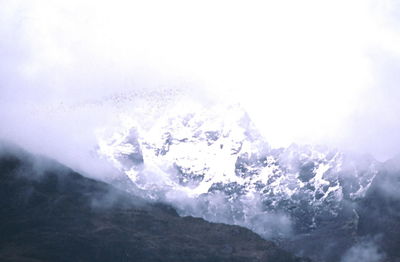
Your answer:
0,0 -> 400,171
341,238 -> 385,262
2,3 -> 400,261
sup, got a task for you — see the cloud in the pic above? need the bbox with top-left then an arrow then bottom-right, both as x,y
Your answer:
164,189 -> 293,239
1,3 -> 400,256
0,0 -> 400,179
339,51 -> 400,160
341,239 -> 385,262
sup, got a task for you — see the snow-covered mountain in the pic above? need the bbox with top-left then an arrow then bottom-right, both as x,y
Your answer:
96,104 -> 379,238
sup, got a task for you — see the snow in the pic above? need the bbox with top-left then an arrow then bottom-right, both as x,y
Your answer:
95,103 -> 379,237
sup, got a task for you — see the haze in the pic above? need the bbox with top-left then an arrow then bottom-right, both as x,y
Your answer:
1,0 -> 400,173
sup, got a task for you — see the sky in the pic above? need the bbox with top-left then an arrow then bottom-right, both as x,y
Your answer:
0,0 -> 400,167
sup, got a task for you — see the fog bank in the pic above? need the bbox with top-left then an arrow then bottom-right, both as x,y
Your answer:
1,0 -> 400,175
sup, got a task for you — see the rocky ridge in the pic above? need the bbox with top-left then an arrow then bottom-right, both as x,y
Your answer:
0,141 -> 308,262
96,104 -> 379,238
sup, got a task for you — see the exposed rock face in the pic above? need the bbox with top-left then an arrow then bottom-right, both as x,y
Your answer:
0,143 -> 308,262
96,106 -> 377,231
356,156 -> 400,262
95,105 -> 400,261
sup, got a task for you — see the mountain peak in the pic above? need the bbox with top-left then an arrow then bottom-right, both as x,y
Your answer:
96,105 -> 378,241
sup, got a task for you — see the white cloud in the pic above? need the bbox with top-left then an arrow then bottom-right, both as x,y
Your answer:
0,0 -> 400,165
341,239 -> 385,262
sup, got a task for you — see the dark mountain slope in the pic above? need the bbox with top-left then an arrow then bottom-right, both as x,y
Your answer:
0,143 -> 307,262
356,156 -> 400,261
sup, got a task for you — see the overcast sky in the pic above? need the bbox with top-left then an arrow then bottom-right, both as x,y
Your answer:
1,0 -> 400,166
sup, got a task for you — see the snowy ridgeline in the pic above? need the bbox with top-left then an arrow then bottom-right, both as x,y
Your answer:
96,104 -> 379,238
